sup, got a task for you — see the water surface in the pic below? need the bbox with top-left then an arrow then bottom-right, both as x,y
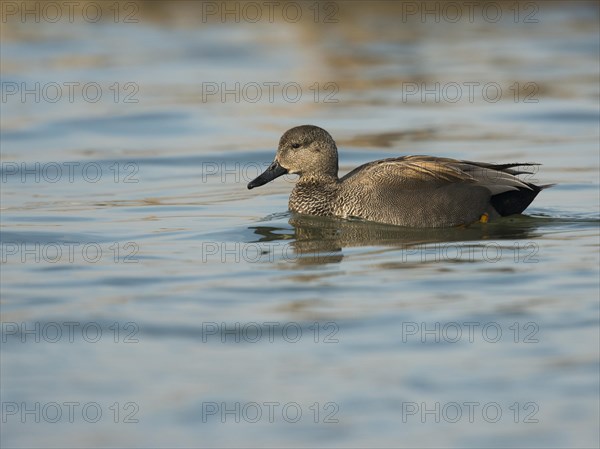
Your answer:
1,2 -> 599,447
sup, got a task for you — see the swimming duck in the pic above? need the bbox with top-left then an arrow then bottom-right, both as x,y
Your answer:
248,125 -> 551,227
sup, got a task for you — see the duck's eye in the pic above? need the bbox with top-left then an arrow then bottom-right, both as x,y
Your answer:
291,143 -> 301,149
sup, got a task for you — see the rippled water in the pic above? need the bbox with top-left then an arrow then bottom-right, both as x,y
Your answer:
1,1 -> 599,448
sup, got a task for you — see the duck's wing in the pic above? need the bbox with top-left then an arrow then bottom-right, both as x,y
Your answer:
341,155 -> 539,195
340,156 -> 551,221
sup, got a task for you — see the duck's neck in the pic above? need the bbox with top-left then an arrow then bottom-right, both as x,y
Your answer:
289,174 -> 339,216
297,173 -> 339,186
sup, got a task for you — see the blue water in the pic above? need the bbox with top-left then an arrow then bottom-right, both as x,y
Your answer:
1,2 -> 599,447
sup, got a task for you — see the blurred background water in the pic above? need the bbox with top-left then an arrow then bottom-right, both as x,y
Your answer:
1,1 -> 599,447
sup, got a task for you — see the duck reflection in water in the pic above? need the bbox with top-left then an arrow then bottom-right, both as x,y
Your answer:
249,213 -> 546,266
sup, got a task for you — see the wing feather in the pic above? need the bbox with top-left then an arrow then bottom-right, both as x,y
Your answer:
341,155 -> 537,195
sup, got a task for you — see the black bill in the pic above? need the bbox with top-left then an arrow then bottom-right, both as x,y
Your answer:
247,161 -> 288,189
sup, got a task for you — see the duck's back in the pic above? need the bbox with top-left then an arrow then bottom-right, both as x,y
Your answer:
333,156 -> 543,227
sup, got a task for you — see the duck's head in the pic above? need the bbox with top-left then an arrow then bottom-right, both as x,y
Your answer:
247,125 -> 339,189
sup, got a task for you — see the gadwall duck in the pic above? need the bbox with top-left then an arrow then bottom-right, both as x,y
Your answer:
248,125 -> 551,228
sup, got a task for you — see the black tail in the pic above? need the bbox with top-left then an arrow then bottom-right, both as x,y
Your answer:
490,183 -> 554,216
